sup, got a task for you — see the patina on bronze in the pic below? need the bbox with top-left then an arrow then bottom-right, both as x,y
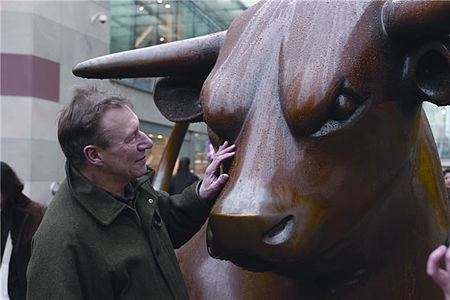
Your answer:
73,1 -> 450,299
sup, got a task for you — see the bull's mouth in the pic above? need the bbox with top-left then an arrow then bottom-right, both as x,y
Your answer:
215,252 -> 302,274
223,254 -> 312,276
227,255 -> 275,272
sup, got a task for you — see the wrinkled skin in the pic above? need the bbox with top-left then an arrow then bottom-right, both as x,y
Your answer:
177,1 -> 450,299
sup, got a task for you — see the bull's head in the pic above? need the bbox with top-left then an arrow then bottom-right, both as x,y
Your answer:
73,0 -> 450,281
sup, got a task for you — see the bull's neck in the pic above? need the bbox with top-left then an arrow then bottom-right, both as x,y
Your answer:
283,162 -> 444,298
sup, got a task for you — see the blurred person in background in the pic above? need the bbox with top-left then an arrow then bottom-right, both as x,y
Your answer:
168,157 -> 199,195
1,161 -> 46,300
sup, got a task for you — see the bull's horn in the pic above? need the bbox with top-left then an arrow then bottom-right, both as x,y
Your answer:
382,0 -> 450,41
72,31 -> 226,79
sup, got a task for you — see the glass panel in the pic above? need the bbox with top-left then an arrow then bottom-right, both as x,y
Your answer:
192,132 -> 211,176
140,126 -> 211,177
110,0 -> 259,92
145,132 -> 169,172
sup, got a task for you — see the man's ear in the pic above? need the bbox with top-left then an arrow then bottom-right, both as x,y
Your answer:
83,145 -> 103,167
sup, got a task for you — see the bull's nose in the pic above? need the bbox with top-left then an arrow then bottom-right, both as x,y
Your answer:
207,213 -> 295,261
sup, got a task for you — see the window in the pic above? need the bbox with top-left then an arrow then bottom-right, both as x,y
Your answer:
142,129 -> 211,176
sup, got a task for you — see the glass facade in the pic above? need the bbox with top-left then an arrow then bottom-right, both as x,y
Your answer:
143,128 -> 210,177
110,0 -> 253,91
138,120 -> 210,176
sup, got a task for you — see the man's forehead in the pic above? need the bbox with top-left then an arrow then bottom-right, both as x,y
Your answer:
101,106 -> 138,131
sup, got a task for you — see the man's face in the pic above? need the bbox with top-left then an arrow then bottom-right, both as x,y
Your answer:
444,172 -> 450,193
97,106 -> 153,184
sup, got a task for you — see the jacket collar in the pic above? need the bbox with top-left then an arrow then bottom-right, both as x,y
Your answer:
65,162 -> 154,226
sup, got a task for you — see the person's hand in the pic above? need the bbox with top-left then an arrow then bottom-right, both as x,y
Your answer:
427,245 -> 450,300
198,141 -> 235,204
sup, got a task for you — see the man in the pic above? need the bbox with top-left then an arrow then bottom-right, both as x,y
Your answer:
1,161 -> 46,300
427,245 -> 450,300
26,86 -> 235,299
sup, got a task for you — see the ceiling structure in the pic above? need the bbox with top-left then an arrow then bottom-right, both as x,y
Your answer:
111,0 -> 260,53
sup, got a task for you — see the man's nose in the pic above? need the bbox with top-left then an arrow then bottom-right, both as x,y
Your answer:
137,131 -> 153,151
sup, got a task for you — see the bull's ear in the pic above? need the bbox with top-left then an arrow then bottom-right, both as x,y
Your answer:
403,41 -> 450,106
382,0 -> 450,106
153,76 -> 205,123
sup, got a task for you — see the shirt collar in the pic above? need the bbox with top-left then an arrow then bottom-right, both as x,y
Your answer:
65,162 -> 153,226
102,183 -> 136,205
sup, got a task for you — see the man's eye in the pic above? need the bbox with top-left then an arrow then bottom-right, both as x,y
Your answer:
127,132 -> 138,143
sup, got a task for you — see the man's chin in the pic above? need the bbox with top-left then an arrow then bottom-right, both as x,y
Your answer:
133,166 -> 149,178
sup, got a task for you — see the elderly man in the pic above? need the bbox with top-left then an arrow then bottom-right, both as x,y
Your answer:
26,86 -> 235,300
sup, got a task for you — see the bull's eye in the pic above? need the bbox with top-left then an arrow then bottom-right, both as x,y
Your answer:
331,94 -> 357,121
312,90 -> 368,137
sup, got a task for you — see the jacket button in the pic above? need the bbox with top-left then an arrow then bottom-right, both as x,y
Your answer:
148,198 -> 153,204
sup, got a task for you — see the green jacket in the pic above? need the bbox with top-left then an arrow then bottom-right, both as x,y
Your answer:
27,163 -> 211,300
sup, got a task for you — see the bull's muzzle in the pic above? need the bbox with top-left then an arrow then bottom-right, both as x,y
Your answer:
207,212 -> 298,270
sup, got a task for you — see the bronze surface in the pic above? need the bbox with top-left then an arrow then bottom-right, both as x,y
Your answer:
73,1 -> 450,298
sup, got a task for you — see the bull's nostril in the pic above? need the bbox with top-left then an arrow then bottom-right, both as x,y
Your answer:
206,223 -> 218,258
262,215 -> 294,245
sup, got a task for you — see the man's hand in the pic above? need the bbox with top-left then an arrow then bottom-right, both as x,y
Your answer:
427,245 -> 450,300
198,141 -> 235,204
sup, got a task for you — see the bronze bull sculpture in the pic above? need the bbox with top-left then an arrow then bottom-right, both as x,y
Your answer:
73,0 -> 450,298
